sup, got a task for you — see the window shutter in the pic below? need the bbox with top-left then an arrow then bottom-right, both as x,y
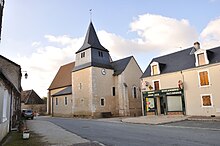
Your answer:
199,71 -> 209,86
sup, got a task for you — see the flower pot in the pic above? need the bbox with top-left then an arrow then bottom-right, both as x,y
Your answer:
23,130 -> 30,139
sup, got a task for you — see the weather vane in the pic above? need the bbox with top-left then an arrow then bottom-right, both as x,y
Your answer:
89,9 -> 92,22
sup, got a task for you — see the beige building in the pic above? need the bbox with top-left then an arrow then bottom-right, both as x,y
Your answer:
141,42 -> 220,117
48,22 -> 143,118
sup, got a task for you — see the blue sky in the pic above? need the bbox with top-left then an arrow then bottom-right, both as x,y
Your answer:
1,0 -> 220,97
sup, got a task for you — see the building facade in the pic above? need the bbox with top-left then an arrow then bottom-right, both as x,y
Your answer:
21,89 -> 46,115
0,55 -> 21,142
141,42 -> 220,117
48,22 -> 143,118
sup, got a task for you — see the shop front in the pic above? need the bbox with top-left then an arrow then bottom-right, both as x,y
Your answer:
143,88 -> 185,116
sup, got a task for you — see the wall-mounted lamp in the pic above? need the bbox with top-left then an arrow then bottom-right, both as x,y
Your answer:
22,71 -> 28,79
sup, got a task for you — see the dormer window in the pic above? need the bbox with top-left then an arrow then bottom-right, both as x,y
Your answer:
81,52 -> 85,58
197,53 -> 205,66
150,62 -> 160,76
193,42 -> 209,67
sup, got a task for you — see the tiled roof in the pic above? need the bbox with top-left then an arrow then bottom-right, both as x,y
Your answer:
52,86 -> 72,96
76,22 -> 108,54
48,62 -> 75,90
142,46 -> 220,78
111,56 -> 133,76
21,89 -> 44,104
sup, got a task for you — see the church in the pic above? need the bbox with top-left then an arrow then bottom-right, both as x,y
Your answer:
48,22 -> 143,118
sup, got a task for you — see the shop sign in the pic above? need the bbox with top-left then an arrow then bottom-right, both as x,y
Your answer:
143,88 -> 183,97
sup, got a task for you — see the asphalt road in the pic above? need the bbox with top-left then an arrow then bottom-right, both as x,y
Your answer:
43,117 -> 220,146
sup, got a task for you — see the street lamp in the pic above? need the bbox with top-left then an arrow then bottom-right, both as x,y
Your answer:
22,71 -> 28,79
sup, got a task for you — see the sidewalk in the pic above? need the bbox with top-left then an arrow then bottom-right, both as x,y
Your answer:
121,115 -> 188,125
27,118 -> 103,146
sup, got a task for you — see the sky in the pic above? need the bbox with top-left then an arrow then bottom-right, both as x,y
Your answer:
1,0 -> 220,97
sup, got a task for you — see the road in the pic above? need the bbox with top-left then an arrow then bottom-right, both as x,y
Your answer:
42,117 -> 220,146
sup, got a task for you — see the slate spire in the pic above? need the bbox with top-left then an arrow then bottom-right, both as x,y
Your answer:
76,22 -> 108,54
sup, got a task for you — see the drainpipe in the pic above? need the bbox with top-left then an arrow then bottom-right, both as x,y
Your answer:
9,86 -> 13,132
180,71 -> 186,115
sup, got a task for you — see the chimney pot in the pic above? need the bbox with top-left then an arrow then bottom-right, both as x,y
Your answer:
194,42 -> 200,50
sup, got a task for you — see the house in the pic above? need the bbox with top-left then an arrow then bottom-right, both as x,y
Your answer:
0,55 -> 21,142
48,22 -> 143,118
141,42 -> 220,117
21,89 -> 46,115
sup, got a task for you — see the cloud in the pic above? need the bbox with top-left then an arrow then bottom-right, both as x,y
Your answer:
15,14 -> 220,97
200,17 -> 220,49
16,35 -> 83,97
130,14 -> 198,54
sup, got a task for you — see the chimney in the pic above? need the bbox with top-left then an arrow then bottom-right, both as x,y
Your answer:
194,42 -> 200,50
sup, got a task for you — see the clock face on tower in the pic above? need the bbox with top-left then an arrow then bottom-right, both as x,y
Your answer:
101,68 -> 106,75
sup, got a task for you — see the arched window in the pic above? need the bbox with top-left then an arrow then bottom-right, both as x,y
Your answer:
133,86 -> 137,98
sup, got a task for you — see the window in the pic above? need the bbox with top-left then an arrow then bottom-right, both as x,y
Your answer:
202,95 -> 212,107
79,83 -> 82,90
199,71 -> 209,86
152,65 -> 158,75
2,90 -> 8,122
150,62 -> 160,76
154,81 -> 160,90
81,52 -> 85,58
194,49 -> 209,66
197,53 -> 205,66
55,98 -> 58,105
133,86 -> 137,98
112,87 -> 116,96
64,97 -> 68,105
98,51 -> 103,57
100,98 -> 105,106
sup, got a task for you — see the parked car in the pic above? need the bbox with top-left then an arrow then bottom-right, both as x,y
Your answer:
22,109 -> 34,120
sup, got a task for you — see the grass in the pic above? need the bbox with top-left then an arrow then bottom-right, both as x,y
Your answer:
2,131 -> 49,146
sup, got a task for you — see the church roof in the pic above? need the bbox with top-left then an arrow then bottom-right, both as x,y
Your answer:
112,56 -> 133,76
52,86 -> 72,96
48,62 -> 75,90
76,22 -> 108,54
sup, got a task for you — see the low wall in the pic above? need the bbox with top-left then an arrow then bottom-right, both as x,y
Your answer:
21,104 -> 47,115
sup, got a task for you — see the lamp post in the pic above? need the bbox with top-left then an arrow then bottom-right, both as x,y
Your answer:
22,71 -> 28,79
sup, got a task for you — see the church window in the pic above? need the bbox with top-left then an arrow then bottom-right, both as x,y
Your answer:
100,98 -> 105,106
64,97 -> 68,105
55,98 -> 58,105
81,52 -> 85,58
132,86 -> 137,98
112,87 -> 116,96
98,51 -> 103,57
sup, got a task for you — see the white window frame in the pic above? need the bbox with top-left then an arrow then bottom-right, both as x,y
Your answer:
198,70 -> 211,88
150,62 -> 160,76
201,94 -> 213,107
194,49 -> 209,66
100,98 -> 105,107
152,79 -> 161,91
64,97 -> 68,105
